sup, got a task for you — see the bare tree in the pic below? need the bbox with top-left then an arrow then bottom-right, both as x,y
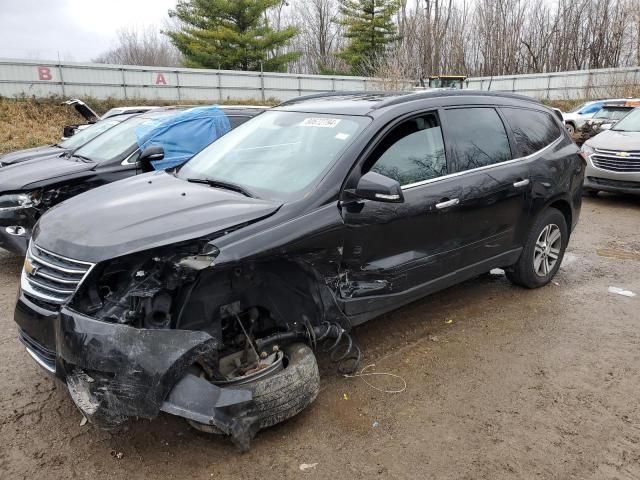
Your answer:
94,26 -> 182,67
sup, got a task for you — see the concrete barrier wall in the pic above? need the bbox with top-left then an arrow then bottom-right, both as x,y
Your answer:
466,67 -> 640,100
1,58 -> 637,101
0,58 -> 411,101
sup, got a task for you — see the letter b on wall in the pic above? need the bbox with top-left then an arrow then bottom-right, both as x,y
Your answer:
37,67 -> 53,81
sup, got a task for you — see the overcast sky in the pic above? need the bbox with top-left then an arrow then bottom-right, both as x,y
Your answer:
0,0 -> 177,61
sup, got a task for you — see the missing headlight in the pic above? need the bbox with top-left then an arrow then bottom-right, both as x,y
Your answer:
0,191 -> 41,212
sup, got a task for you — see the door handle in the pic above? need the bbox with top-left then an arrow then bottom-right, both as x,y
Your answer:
435,198 -> 459,210
513,179 -> 530,188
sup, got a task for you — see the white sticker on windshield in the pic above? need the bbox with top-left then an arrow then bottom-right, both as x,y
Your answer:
300,117 -> 341,128
335,132 -> 350,140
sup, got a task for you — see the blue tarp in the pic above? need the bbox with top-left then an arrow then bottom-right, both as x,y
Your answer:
135,105 -> 231,170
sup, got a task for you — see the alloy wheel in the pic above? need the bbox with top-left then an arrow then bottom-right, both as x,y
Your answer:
533,224 -> 562,277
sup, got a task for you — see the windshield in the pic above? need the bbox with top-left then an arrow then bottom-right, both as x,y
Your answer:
178,111 -> 370,201
593,107 -> 631,121
58,119 -> 120,150
72,116 -> 161,163
612,108 -> 640,132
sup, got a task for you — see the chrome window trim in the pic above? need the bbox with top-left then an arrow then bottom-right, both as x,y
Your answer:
121,149 -> 141,166
401,135 -> 561,191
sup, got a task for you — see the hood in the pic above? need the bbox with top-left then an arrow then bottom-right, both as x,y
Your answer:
33,171 -> 282,263
586,129 -> 640,151
63,99 -> 99,121
0,145 -> 65,167
0,155 -> 96,192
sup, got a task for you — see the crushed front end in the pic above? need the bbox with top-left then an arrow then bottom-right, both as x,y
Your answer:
14,240 -> 261,448
14,238 -> 337,449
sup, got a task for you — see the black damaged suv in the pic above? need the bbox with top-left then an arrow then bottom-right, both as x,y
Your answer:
15,91 -> 584,450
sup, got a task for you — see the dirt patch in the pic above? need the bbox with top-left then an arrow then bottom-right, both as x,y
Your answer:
1,195 -> 640,479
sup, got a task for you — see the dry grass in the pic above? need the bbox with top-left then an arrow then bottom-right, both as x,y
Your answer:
0,97 -> 85,154
0,96 -> 278,155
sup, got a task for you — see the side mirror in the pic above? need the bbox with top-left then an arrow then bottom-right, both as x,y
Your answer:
139,145 -> 164,173
353,171 -> 404,203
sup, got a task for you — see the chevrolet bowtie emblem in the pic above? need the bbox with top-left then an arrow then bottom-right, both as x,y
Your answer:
23,256 -> 37,275
617,151 -> 630,157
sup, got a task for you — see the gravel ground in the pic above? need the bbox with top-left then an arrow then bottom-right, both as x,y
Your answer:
1,195 -> 639,480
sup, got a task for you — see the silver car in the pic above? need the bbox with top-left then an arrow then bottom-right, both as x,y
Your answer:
581,107 -> 640,195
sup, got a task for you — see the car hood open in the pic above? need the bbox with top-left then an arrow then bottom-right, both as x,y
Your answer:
588,129 -> 640,150
0,155 -> 96,192
33,171 -> 282,263
0,146 -> 65,167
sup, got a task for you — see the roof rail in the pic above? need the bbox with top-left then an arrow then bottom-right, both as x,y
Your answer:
277,91 -> 403,107
372,89 -> 541,109
277,89 -> 542,110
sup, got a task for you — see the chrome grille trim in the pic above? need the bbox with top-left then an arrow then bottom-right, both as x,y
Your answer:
592,149 -> 640,173
22,243 -> 95,308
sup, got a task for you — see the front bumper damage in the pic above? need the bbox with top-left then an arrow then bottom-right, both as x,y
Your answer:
15,296 -> 260,450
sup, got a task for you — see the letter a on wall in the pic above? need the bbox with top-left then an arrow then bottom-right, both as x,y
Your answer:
155,73 -> 167,85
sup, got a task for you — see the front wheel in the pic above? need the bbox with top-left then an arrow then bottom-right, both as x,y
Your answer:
506,208 -> 568,288
565,123 -> 576,136
188,343 -> 320,445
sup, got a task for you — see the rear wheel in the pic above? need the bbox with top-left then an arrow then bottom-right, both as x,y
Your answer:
506,208 -> 568,288
189,342 -> 320,436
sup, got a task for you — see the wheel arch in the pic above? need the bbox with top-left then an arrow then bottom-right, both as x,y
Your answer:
182,256 -> 347,333
547,198 -> 573,237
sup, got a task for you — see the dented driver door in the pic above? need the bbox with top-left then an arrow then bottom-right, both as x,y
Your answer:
338,112 -> 465,322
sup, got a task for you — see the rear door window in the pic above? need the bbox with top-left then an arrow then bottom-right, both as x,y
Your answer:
444,108 -> 512,172
501,108 -> 561,157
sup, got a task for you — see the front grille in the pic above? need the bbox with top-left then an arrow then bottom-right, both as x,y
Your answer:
592,149 -> 640,173
21,243 -> 94,308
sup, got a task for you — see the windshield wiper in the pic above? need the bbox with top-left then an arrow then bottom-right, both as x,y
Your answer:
69,153 -> 94,163
186,177 -> 254,198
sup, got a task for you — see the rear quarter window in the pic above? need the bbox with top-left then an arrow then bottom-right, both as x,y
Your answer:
501,108 -> 561,157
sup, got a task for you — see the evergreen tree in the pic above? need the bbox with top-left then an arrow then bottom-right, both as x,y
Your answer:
166,0 -> 299,72
338,0 -> 400,76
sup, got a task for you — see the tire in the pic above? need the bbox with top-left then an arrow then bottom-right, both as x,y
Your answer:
506,208 -> 568,289
565,122 -> 576,136
189,343 -> 320,434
